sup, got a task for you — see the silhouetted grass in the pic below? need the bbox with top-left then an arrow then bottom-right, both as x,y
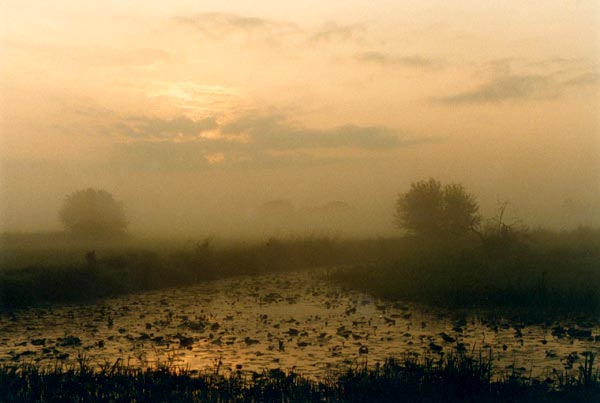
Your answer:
332,227 -> 600,317
0,351 -> 597,402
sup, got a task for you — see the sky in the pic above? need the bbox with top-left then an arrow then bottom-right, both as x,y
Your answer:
1,1 -> 599,237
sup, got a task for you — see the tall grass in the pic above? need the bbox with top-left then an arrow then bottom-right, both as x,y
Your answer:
2,228 -> 599,315
0,234 -> 401,309
0,351 -> 597,402
332,227 -> 600,317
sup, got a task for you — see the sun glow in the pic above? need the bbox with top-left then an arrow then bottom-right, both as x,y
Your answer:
148,81 -> 249,119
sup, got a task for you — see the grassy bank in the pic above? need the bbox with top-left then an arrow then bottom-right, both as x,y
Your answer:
2,228 -> 599,315
332,227 -> 600,317
0,234 -> 401,309
0,351 -> 598,402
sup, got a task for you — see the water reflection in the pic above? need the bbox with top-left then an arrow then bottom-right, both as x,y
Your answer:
0,269 -> 598,380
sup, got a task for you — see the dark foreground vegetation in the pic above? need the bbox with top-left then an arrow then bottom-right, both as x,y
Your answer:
333,227 -> 600,318
1,351 -> 598,403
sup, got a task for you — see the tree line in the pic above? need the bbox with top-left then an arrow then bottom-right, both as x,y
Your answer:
59,179 -> 516,244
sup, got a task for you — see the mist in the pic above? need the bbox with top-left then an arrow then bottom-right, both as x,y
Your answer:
1,146 -> 599,239
2,1 -> 599,239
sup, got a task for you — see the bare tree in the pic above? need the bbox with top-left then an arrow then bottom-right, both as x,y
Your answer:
472,199 -> 529,255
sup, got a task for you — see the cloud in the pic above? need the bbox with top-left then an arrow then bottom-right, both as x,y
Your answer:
113,116 -> 218,140
434,73 -> 557,105
112,141 -> 217,172
355,51 -> 439,69
525,57 -> 585,70
309,22 -> 366,45
174,13 -> 372,49
172,13 -> 302,45
561,72 -> 600,87
110,112 -> 434,172
221,113 -> 421,150
147,81 -> 249,119
435,58 -> 600,105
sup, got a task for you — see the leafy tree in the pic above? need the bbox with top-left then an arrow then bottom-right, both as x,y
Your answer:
394,178 -> 480,238
59,188 -> 127,237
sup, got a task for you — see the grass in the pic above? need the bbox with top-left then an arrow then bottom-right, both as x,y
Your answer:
331,227 -> 600,318
0,234 -> 400,309
0,351 -> 597,402
2,227 -> 600,317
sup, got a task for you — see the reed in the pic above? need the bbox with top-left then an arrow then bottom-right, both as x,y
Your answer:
0,350 -> 596,402
332,228 -> 600,317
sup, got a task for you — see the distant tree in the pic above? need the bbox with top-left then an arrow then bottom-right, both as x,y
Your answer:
394,178 -> 480,238
59,188 -> 127,237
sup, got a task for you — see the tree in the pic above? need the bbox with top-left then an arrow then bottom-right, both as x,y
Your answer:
394,178 -> 480,238
59,188 -> 127,237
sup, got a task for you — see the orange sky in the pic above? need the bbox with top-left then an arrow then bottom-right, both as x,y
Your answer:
1,1 -> 599,235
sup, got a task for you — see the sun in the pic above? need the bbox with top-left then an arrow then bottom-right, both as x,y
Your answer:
147,81 -> 249,119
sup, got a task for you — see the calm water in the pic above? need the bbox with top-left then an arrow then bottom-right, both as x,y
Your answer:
1,268 -> 598,379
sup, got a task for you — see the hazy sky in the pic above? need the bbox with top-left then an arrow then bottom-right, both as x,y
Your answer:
1,1 -> 599,236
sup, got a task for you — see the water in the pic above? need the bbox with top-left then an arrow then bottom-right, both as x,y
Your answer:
1,268 -> 598,379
